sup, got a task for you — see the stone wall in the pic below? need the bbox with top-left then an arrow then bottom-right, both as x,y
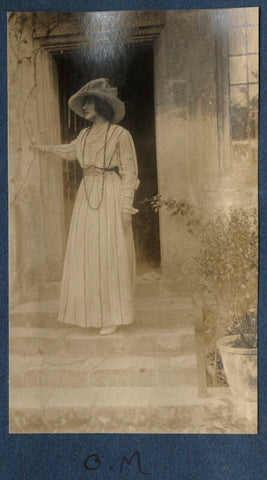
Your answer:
154,9 -> 257,283
8,13 -> 65,306
154,10 -> 220,281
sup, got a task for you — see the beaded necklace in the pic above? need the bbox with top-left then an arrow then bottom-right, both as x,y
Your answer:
81,122 -> 111,210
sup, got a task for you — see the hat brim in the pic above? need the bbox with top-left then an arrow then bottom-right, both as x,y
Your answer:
68,90 -> 125,124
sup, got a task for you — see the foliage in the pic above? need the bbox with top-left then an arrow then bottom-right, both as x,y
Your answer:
227,310 -> 257,348
196,209 -> 258,336
143,196 -> 258,349
141,194 -> 191,216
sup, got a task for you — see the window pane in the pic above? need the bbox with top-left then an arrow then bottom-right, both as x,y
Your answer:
247,26 -> 259,53
246,8 -> 259,25
231,85 -> 248,107
229,27 -> 246,55
229,56 -> 247,84
248,54 -> 259,82
230,85 -> 248,140
249,83 -> 259,101
228,8 -> 246,26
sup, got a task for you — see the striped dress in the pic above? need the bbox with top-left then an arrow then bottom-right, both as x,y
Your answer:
51,122 -> 139,328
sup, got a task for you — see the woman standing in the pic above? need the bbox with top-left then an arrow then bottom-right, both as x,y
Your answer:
36,78 -> 139,335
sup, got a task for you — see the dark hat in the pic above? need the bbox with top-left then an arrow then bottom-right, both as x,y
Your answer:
68,78 -> 125,123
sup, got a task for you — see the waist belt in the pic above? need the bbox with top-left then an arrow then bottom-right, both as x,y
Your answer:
83,165 -> 119,177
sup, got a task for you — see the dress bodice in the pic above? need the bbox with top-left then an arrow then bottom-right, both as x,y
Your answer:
77,123 -> 122,169
50,122 -> 139,214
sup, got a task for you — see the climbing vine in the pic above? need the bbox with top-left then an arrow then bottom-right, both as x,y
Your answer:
9,13 -> 64,205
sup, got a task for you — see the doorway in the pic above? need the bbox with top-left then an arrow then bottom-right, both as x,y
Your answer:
53,43 -> 160,268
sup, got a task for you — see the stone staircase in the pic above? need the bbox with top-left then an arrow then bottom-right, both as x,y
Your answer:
9,274 -> 232,433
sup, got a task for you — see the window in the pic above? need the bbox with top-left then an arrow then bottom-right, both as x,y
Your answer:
228,8 -> 259,142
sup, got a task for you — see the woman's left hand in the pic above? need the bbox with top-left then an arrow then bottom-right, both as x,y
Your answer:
122,212 -> 132,230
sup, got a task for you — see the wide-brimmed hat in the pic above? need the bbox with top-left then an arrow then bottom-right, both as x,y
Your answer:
68,78 -> 125,123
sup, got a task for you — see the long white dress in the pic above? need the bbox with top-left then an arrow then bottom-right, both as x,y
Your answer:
51,122 -> 139,328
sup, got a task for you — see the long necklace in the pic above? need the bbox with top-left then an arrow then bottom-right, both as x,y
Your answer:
82,123 -> 110,210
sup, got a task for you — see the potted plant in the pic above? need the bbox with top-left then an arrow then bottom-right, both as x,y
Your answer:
142,196 -> 258,398
196,209 -> 258,400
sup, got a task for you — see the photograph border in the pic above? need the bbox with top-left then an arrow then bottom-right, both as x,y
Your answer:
1,0 -> 267,478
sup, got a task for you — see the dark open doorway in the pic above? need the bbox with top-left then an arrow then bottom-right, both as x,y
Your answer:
53,43 -> 160,268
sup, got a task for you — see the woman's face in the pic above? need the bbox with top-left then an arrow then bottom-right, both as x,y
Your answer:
82,97 -> 98,122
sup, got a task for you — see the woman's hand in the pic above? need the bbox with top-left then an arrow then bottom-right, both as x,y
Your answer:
30,144 -> 44,152
30,144 -> 53,153
122,212 -> 132,230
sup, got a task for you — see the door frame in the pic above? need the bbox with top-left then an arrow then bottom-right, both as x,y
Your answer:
35,18 -> 165,277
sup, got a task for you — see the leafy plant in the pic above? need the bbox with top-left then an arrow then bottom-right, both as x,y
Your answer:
142,196 -> 258,350
196,209 -> 258,333
227,310 -> 257,348
141,194 -> 191,216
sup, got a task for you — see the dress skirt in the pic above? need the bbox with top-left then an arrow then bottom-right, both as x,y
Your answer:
58,171 -> 135,328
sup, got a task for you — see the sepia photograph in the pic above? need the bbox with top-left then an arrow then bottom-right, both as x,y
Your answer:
8,8 -> 259,434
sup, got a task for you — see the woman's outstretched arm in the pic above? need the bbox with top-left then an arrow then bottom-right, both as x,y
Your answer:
33,138 -> 78,161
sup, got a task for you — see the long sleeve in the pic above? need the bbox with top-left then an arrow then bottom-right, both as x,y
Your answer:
118,129 -> 139,214
41,138 -> 78,161
42,128 -> 90,160
50,138 -> 78,161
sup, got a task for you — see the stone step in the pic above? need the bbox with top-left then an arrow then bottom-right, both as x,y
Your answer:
40,280 -> 165,300
9,386 -> 232,433
135,276 -> 181,298
136,297 -> 193,325
39,274 -> 176,301
10,354 -> 197,388
10,325 -> 195,357
9,298 -> 194,328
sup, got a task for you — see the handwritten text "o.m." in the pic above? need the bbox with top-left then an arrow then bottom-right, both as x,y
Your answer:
84,450 -> 149,476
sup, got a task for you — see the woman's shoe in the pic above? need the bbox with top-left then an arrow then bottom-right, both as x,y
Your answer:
99,326 -> 117,335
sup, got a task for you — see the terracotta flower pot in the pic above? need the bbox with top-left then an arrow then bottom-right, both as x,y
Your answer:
217,335 -> 257,402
